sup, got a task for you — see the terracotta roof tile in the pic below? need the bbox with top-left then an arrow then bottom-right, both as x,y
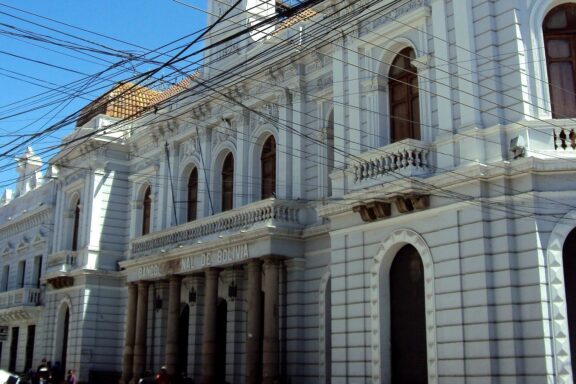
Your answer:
77,82 -> 159,127
150,74 -> 198,105
77,73 -> 201,127
273,8 -> 317,36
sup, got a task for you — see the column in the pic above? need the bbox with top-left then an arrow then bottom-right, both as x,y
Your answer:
245,260 -> 263,384
291,86 -> 304,199
333,36 -> 347,170
277,91 -> 292,200
262,258 -> 280,384
133,281 -> 149,381
122,283 -> 138,384
453,0 -> 481,128
348,45 -> 362,154
201,268 -> 220,384
165,276 -> 182,376
284,259 -> 305,378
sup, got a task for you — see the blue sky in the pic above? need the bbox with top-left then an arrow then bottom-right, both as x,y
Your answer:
0,0 -> 206,191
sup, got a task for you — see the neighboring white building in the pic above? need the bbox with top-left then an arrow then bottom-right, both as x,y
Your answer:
0,147 -> 54,375
2,0 -> 576,383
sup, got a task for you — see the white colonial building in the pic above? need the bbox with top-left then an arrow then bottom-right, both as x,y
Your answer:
1,0 -> 576,383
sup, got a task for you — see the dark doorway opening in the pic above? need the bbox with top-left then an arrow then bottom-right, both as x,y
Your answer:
9,327 -> 19,372
178,305 -> 190,376
390,244 -> 428,384
563,228 -> 576,377
24,325 -> 35,372
215,299 -> 227,384
61,307 -> 70,372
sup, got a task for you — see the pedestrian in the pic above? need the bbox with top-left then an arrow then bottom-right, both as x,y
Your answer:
155,366 -> 170,384
138,370 -> 155,384
65,370 -> 76,384
51,362 -> 62,384
37,367 -> 49,384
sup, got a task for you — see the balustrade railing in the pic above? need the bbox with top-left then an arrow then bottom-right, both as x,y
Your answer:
47,251 -> 77,274
130,198 -> 307,258
0,287 -> 41,308
351,139 -> 431,184
554,128 -> 576,150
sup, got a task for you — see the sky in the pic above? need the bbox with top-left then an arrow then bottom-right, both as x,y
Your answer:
0,0 -> 207,193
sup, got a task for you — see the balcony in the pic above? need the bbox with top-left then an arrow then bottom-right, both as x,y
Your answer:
46,251 -> 77,275
348,139 -> 432,190
0,287 -> 41,308
130,198 -> 309,258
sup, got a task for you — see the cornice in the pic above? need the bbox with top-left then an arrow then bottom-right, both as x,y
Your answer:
0,205 -> 53,240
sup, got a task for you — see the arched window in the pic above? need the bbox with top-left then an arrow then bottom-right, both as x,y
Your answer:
563,228 -> 576,377
142,187 -> 152,235
222,153 -> 234,212
188,168 -> 198,222
326,111 -> 335,197
71,198 -> 80,251
261,136 -> 276,199
389,245 -> 427,383
389,48 -> 420,142
543,4 -> 576,118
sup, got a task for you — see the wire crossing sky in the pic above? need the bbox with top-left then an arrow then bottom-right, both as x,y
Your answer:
0,0 -> 206,188
1,0 -> 575,224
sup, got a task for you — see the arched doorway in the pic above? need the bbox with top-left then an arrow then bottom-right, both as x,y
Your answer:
390,244 -> 427,383
178,305 -> 190,376
215,299 -> 227,384
563,228 -> 576,377
55,304 -> 70,373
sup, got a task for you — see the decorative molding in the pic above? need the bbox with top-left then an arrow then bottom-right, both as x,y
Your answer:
370,228 -> 437,384
394,194 -> 430,213
316,74 -> 333,92
361,76 -> 385,92
47,276 -> 74,289
213,117 -> 237,148
359,0 -> 427,36
0,206 -> 53,241
353,200 -> 391,222
250,101 -> 280,133
546,210 -> 576,383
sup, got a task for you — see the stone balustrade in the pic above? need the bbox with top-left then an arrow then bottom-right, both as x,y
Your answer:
351,139 -> 431,185
0,287 -> 41,308
130,198 -> 308,258
47,251 -> 77,274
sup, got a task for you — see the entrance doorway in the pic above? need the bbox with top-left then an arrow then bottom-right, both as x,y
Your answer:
55,304 -> 70,374
24,325 -> 35,372
214,299 -> 227,384
390,244 -> 428,383
9,327 -> 18,372
61,307 -> 69,371
178,305 -> 190,376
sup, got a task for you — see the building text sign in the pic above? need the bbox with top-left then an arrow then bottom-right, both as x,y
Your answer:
134,244 -> 249,281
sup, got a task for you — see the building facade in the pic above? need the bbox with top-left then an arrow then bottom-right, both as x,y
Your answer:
1,0 -> 576,383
